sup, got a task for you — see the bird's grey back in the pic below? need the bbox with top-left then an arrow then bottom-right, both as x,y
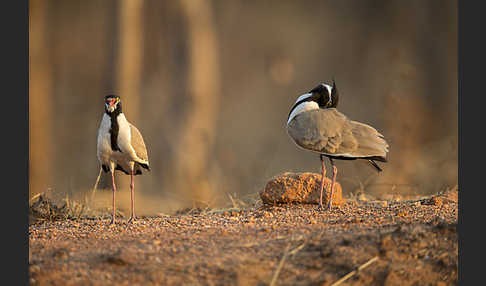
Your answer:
287,108 -> 388,159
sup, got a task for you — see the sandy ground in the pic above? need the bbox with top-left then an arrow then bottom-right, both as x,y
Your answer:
29,189 -> 457,286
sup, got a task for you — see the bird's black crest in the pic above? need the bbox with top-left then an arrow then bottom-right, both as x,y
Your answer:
330,79 -> 339,108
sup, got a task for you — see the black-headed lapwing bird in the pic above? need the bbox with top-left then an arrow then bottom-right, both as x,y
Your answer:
97,95 -> 150,224
286,81 -> 389,210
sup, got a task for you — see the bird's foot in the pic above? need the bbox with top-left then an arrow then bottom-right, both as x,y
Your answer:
327,201 -> 333,211
108,218 -> 116,226
127,216 -> 136,224
316,202 -> 333,212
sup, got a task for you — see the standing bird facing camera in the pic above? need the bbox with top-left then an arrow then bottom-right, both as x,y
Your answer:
97,95 -> 150,224
286,81 -> 389,210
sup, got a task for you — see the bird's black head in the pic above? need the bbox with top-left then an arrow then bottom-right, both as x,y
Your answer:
104,94 -> 122,115
308,84 -> 332,108
287,81 -> 340,123
308,80 -> 339,108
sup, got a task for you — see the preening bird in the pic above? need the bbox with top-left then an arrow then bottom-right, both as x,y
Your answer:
286,81 -> 389,210
97,95 -> 150,224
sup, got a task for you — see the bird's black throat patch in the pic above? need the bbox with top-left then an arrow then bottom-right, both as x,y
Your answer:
107,105 -> 122,152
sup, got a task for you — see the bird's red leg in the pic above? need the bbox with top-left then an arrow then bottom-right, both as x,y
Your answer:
128,170 -> 136,224
318,154 -> 326,210
110,171 -> 116,225
327,158 -> 338,210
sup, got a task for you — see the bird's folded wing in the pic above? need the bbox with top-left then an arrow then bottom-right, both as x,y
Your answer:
287,108 -> 388,158
129,123 -> 149,163
346,120 -> 388,158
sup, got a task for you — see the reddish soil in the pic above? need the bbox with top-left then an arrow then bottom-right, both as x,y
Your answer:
29,189 -> 457,286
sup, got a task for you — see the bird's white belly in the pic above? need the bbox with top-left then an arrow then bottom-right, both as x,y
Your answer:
97,114 -> 126,165
98,135 -> 133,169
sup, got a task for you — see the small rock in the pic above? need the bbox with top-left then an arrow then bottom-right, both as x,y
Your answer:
430,197 -> 443,207
422,197 -> 443,207
52,249 -> 68,259
259,172 -> 345,206
103,250 -> 132,266
263,211 -> 274,218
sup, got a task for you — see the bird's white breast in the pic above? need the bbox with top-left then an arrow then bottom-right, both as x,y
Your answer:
287,101 -> 319,125
116,114 -> 131,141
115,114 -> 136,157
97,113 -> 137,166
97,114 -> 112,163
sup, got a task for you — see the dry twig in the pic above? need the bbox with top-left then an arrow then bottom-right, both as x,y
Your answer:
330,256 -> 379,286
288,243 -> 306,256
269,243 -> 291,286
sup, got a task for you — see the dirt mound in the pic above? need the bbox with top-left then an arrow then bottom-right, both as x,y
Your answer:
29,192 -> 113,225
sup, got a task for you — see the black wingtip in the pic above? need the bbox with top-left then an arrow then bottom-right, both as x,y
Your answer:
140,163 -> 150,171
368,159 -> 383,172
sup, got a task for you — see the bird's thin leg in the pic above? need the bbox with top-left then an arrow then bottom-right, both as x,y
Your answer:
317,154 -> 326,210
327,158 -> 338,210
128,170 -> 136,224
110,171 -> 117,225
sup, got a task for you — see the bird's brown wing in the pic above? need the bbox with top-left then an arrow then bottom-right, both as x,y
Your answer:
287,108 -> 388,158
346,120 -> 388,158
129,123 -> 149,163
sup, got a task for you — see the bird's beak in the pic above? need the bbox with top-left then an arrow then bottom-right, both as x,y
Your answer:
106,99 -> 116,112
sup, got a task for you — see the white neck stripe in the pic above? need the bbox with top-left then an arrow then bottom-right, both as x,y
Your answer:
295,93 -> 312,103
287,101 -> 319,124
324,84 -> 332,96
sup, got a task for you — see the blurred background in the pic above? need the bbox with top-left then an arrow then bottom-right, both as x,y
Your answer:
29,0 -> 457,214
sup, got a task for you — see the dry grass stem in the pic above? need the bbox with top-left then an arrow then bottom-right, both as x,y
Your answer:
269,243 -> 291,286
330,256 -> 379,286
288,243 -> 306,256
90,167 -> 103,203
